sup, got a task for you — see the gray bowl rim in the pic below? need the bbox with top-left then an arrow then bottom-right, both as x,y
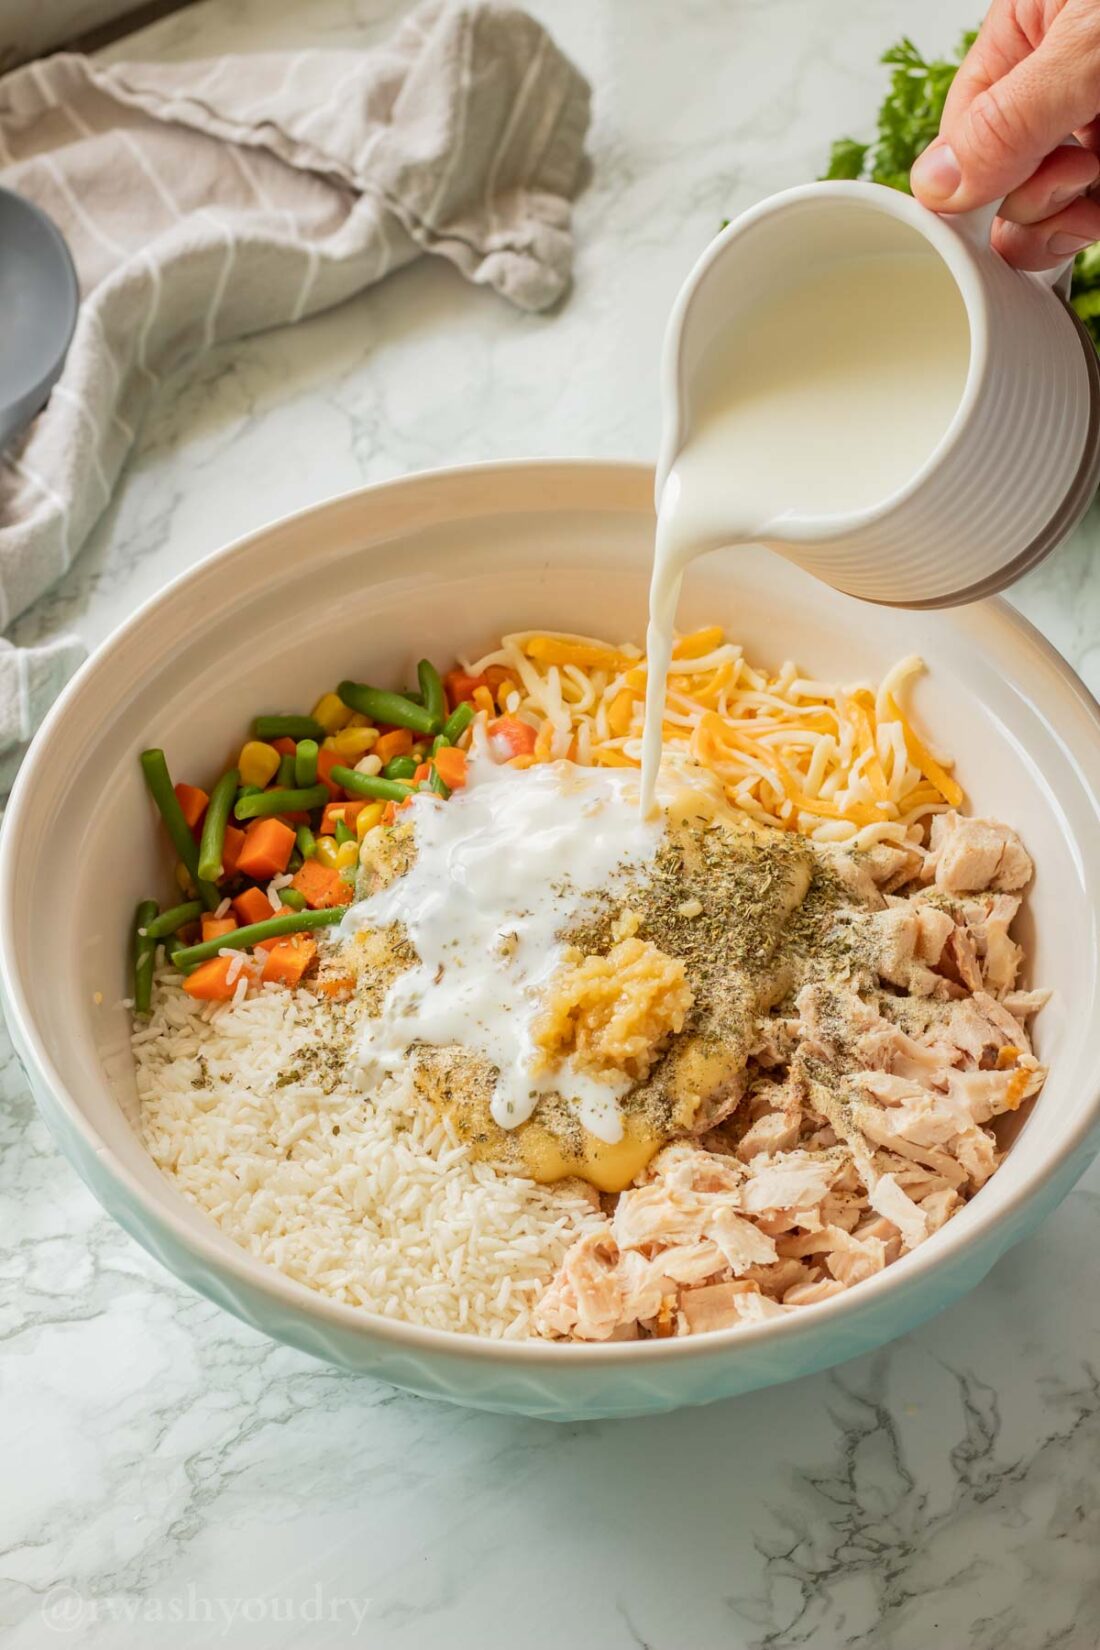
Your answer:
0,184 -> 79,429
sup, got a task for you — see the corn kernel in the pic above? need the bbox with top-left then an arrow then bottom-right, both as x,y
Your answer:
354,754 -> 382,776
239,740 -> 280,788
315,836 -> 358,872
314,836 -> 341,869
355,801 -> 385,838
329,727 -> 378,760
175,861 -> 195,895
311,691 -> 353,734
346,712 -> 372,728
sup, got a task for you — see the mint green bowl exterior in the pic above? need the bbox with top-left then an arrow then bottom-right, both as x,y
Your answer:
4,462 -> 1100,1420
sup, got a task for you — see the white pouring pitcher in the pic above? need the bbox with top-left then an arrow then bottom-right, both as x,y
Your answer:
656,181 -> 1100,608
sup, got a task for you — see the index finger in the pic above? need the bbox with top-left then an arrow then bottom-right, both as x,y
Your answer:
940,2 -> 1032,130
918,2 -> 1100,210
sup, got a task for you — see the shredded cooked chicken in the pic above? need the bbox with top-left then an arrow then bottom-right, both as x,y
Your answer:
534,810 -> 1048,1341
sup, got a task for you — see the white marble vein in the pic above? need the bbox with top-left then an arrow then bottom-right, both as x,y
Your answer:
2,0 -> 1100,1645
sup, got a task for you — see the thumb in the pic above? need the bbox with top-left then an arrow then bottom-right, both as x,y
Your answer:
912,5 -> 1100,212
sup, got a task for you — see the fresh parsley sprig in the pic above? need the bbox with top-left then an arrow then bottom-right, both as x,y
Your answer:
822,33 -> 976,192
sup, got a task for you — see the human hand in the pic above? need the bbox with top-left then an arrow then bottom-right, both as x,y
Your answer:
910,0 -> 1100,269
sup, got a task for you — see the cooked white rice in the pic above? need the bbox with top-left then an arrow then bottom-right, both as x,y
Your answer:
135,970 -> 604,1338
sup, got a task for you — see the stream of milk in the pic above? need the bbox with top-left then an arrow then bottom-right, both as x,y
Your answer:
639,251 -> 971,812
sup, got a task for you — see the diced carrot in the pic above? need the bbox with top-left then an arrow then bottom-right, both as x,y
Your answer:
374,728 -> 413,763
316,745 -> 345,798
484,666 -> 518,704
259,936 -> 317,987
221,824 -> 247,878
433,746 -> 467,789
236,817 -> 296,880
201,914 -> 238,943
321,800 -> 365,836
183,957 -> 239,1002
488,715 -> 537,758
382,801 -> 397,825
317,975 -> 354,1000
290,859 -> 348,910
413,762 -> 431,784
443,668 -> 488,708
270,736 -> 298,756
233,885 -> 276,926
255,928 -> 306,950
174,783 -> 209,829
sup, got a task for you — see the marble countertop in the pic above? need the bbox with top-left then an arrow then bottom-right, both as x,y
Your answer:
3,0 -> 1100,1644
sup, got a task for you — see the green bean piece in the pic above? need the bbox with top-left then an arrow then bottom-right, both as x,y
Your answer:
197,768 -> 240,883
334,817 -> 355,846
295,825 -> 316,860
144,900 -> 202,940
329,765 -> 414,803
140,750 -> 220,911
132,899 -> 159,1015
276,752 -> 296,788
336,681 -> 438,736
163,932 -> 188,968
279,887 -> 307,912
294,738 -> 319,788
441,701 -> 474,744
173,907 -> 346,972
234,784 -> 329,822
252,714 -> 326,742
417,660 -> 446,731
428,764 -> 451,800
382,755 -> 418,780
430,734 -> 449,756
238,784 -> 263,799
288,849 -> 303,874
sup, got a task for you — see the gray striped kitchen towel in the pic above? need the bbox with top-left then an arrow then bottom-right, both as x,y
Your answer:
0,0 -> 590,764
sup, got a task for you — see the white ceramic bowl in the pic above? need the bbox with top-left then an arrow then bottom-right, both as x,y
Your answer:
4,461 -> 1100,1422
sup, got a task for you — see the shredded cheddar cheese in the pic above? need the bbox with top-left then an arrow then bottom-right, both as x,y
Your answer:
464,629 -> 963,848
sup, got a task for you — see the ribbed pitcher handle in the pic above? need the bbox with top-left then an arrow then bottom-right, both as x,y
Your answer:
1035,260 -> 1077,298
954,197 -> 1002,250
954,148 -> 1078,298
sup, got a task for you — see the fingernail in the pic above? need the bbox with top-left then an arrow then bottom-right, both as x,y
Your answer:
1050,184 -> 1084,207
1048,231 -> 1093,255
912,143 -> 961,201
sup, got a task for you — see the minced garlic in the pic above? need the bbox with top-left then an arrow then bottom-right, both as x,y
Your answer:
532,934 -> 694,1084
